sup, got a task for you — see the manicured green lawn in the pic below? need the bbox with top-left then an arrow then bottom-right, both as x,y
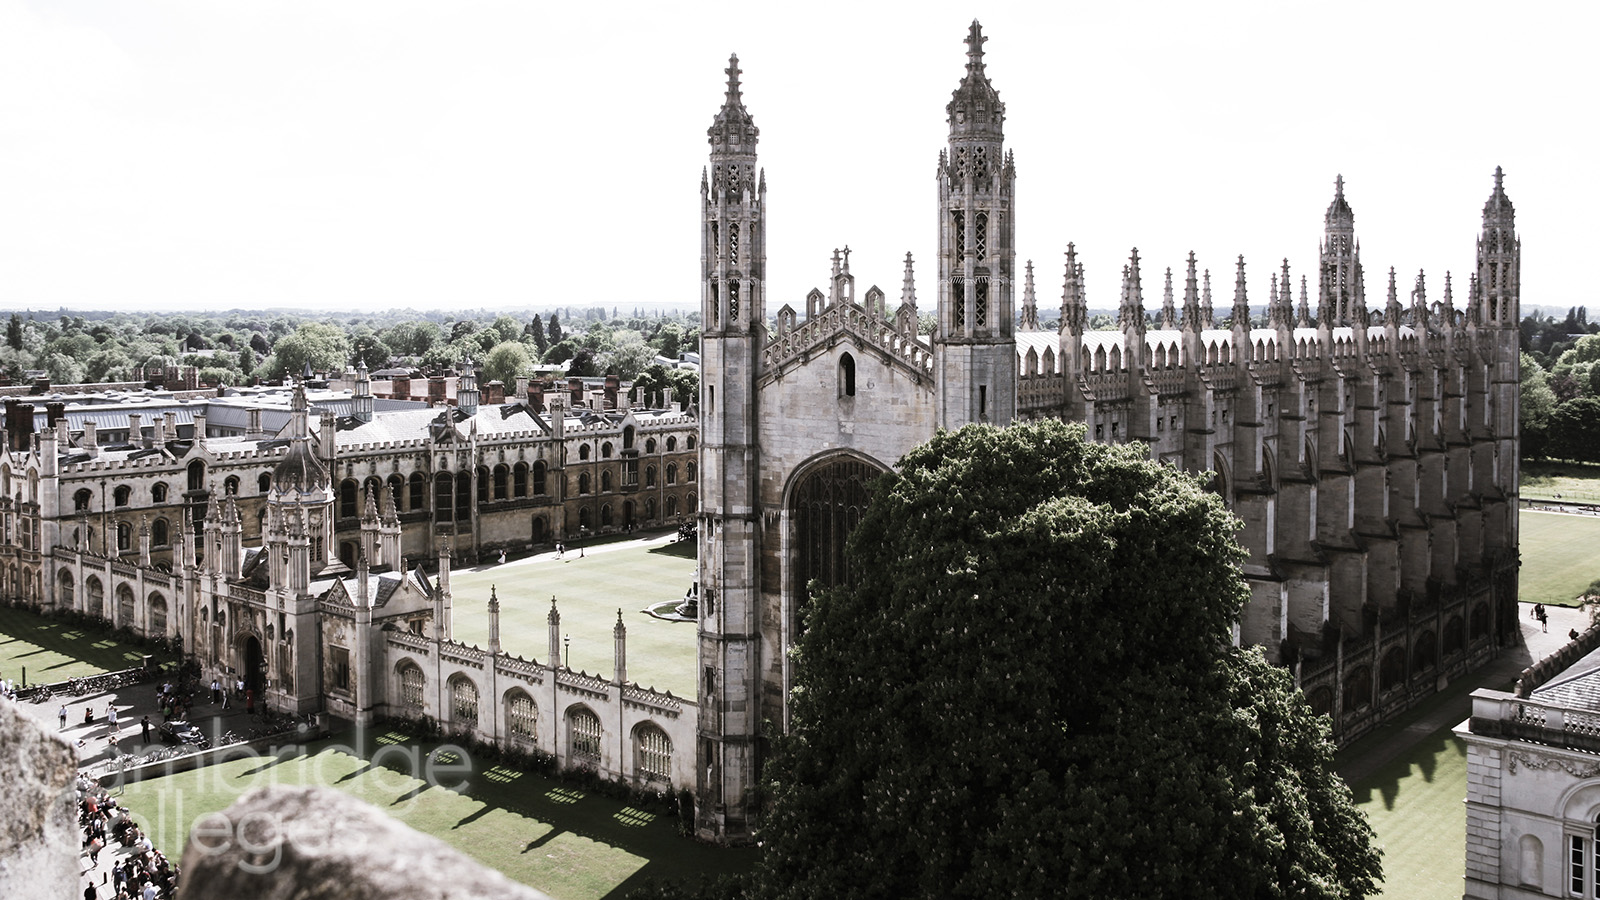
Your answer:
119,727 -> 756,900
0,605 -> 151,685
1520,509 -> 1600,607
450,534 -> 699,698
1522,460 -> 1600,503
1345,719 -> 1469,900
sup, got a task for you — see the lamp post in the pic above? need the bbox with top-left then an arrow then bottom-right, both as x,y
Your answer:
563,635 -> 570,669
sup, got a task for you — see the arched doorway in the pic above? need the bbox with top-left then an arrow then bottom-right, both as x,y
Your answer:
240,634 -> 266,697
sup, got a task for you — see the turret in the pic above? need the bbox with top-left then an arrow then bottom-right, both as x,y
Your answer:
1319,175 -> 1365,327
934,20 -> 1017,427
352,359 -> 374,424
1475,166 -> 1519,329
457,358 -> 479,417
703,54 -> 765,336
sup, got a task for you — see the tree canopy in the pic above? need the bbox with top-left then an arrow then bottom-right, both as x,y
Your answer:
754,420 -> 1381,900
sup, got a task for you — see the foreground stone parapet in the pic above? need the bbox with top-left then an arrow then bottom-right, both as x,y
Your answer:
0,700 -> 78,900
178,785 -> 552,900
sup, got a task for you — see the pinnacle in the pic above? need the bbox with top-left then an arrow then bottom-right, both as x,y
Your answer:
965,20 -> 987,73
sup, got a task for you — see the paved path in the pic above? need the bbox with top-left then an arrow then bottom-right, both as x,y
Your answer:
8,674 -> 296,898
1336,601 -> 1589,785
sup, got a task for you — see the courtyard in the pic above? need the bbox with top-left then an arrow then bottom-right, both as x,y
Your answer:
447,531 -> 700,699
114,727 -> 756,900
0,605 -> 154,687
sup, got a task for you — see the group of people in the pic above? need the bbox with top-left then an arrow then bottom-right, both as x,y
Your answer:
78,774 -> 179,899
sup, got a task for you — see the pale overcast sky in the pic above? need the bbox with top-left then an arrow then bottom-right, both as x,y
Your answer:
0,0 -> 1593,316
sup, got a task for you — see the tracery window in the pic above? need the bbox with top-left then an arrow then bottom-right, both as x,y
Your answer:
398,663 -> 424,711
569,707 -> 602,765
507,693 -> 536,741
636,725 -> 672,782
791,456 -> 880,634
451,677 -> 479,729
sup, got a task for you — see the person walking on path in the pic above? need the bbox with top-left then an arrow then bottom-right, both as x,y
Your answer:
59,704 -> 68,729
211,678 -> 221,704
140,715 -> 151,745
107,704 -> 117,729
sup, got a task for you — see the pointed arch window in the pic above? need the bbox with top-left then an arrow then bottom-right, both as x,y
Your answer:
729,223 -> 740,267
975,277 -> 989,328
839,353 -> 856,398
730,279 -> 740,323
975,211 -> 988,259
953,211 -> 966,257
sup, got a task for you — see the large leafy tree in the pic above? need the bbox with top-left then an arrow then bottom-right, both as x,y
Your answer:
264,322 -> 352,379
755,421 -> 1381,900
482,341 -> 533,386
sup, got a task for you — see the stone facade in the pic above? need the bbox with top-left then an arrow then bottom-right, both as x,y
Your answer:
1459,629 -> 1600,898
694,20 -> 1521,841
0,370 -> 702,792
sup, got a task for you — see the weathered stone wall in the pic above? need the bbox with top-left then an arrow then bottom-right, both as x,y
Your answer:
0,701 -> 78,900
178,785 -> 553,900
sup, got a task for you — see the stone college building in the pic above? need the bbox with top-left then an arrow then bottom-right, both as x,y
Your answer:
692,21 -> 1521,840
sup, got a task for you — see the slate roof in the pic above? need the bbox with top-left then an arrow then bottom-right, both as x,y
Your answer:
1531,647 -> 1600,712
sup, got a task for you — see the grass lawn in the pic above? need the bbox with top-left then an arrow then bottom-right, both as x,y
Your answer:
118,727 -> 755,900
1522,460 -> 1600,503
449,534 -> 699,698
0,605 -> 152,685
1347,720 -> 1469,900
1520,510 -> 1600,607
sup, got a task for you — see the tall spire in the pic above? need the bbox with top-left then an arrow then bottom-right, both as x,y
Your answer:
900,252 -> 918,308
1319,174 -> 1362,326
707,54 -> 758,156
1201,268 -> 1214,328
1160,267 -> 1177,329
1182,253 -> 1201,332
1269,258 -> 1294,328
936,20 -> 1017,429
1119,249 -> 1145,330
1297,275 -> 1310,328
1020,259 -> 1038,330
946,21 -> 1004,144
1231,255 -> 1251,330
1475,166 -> 1519,327
1061,243 -> 1085,334
1385,267 -> 1403,324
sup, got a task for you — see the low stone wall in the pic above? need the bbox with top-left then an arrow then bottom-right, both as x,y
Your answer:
178,785 -> 552,900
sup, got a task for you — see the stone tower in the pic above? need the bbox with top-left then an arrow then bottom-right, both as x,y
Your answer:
934,20 -> 1017,427
695,54 -> 767,842
1475,167 -> 1522,535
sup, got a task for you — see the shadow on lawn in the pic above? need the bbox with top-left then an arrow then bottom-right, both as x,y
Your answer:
310,726 -> 758,894
0,607 -> 148,676
648,540 -> 695,560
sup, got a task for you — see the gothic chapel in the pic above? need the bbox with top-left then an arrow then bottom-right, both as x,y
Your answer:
694,22 -> 1520,841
